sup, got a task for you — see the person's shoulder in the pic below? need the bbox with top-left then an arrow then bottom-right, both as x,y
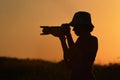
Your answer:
90,35 -> 98,42
91,35 -> 98,39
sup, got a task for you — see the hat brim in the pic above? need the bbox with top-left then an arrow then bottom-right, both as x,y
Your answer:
69,22 -> 93,27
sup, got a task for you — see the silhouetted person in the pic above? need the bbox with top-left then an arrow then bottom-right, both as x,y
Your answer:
52,11 -> 98,80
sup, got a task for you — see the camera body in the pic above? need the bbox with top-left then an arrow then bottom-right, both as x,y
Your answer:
40,24 -> 70,36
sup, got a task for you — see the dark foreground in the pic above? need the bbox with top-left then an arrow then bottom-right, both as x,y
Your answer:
0,57 -> 120,80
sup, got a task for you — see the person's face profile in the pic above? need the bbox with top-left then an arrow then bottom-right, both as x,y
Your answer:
72,27 -> 81,36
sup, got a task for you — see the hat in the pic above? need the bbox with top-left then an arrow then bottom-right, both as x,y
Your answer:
69,11 -> 93,27
69,11 -> 94,32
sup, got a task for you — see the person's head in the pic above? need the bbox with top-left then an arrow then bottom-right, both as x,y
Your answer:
69,11 -> 94,36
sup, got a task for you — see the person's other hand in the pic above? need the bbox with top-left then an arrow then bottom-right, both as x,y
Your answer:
61,23 -> 71,36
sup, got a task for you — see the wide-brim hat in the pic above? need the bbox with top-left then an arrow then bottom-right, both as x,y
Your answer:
69,11 -> 94,32
69,11 -> 93,27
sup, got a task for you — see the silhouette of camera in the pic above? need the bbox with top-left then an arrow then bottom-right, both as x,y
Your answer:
40,24 -> 70,36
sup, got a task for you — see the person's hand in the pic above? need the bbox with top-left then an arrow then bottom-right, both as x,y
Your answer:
61,23 -> 71,36
50,23 -> 70,37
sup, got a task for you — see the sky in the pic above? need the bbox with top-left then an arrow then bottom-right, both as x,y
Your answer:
0,0 -> 120,64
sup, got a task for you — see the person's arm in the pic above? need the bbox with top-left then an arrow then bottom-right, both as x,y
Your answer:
59,36 -> 70,63
50,23 -> 74,63
61,23 -> 74,49
66,33 -> 74,49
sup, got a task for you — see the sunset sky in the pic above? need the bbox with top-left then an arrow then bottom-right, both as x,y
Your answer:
0,0 -> 120,64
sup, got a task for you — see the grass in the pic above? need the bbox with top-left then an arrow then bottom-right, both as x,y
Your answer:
0,57 -> 120,80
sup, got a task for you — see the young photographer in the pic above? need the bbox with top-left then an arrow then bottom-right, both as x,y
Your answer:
51,11 -> 98,80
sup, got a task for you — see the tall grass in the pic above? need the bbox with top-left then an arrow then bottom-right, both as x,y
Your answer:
0,57 -> 120,80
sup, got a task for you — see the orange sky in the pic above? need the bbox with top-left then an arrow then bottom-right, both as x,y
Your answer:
0,0 -> 120,64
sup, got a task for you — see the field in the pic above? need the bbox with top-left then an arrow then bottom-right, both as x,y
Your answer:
0,57 -> 120,80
